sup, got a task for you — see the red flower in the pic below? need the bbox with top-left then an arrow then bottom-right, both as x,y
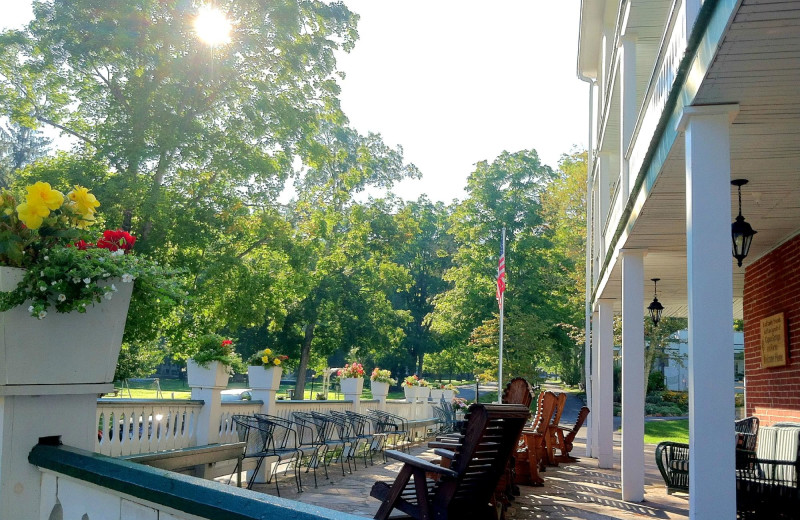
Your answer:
96,229 -> 136,252
221,339 -> 233,347
74,240 -> 91,250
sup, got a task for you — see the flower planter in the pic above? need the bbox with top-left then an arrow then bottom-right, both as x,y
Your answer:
404,385 -> 429,401
442,389 -> 455,401
370,380 -> 390,398
248,365 -> 282,390
340,377 -> 364,396
187,360 -> 230,388
0,266 -> 133,387
430,389 -> 444,401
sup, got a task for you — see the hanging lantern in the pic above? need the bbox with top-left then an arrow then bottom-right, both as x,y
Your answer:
731,179 -> 757,267
647,278 -> 664,326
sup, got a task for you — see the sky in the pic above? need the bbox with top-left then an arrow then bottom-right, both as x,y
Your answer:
2,1 -> 588,203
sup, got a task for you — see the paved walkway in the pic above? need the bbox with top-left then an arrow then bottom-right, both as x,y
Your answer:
250,395 -> 690,519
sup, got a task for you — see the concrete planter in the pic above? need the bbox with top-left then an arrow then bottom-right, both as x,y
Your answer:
248,365 -> 282,390
370,380 -> 390,398
340,377 -> 364,396
187,360 -> 230,388
0,266 -> 133,387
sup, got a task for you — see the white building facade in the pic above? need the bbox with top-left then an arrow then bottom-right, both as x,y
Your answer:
578,1 -> 800,519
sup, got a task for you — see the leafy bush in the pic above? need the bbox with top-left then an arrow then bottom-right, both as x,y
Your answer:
646,392 -> 665,404
647,371 -> 666,392
662,390 -> 689,408
645,403 -> 684,417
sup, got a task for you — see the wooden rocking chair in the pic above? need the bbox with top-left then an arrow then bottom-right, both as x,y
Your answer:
370,403 -> 530,520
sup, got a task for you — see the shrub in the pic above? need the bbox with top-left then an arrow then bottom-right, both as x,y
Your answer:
647,371 -> 666,392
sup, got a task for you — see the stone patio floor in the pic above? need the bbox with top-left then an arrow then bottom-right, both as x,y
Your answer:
250,429 -> 690,519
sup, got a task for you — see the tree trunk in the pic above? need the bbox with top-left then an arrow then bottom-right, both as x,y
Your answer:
295,321 -> 315,398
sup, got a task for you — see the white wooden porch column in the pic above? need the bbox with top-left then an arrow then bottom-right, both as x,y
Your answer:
590,309 -> 600,457
680,104 -> 739,520
621,250 -> 645,502
596,300 -> 615,469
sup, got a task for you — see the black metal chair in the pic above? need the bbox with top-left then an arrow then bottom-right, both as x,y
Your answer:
253,414 -> 302,495
291,411 -> 325,488
309,411 -> 352,477
367,409 -> 411,454
230,415 -> 271,490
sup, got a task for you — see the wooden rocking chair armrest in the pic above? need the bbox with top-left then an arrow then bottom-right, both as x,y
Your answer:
384,449 -> 459,478
433,448 -> 456,461
428,440 -> 460,449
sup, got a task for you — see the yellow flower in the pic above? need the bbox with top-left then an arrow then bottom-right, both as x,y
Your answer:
67,186 -> 100,218
26,182 -> 64,211
274,359 -> 281,365
264,348 -> 272,355
16,201 -> 49,229
262,355 -> 270,364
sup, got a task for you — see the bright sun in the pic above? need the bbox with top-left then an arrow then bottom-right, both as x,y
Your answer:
194,5 -> 231,46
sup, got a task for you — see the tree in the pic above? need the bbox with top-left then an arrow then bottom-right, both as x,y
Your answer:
0,122 -> 50,186
539,150 -> 588,384
390,197 -> 454,375
430,149 -> 557,387
0,0 -> 359,247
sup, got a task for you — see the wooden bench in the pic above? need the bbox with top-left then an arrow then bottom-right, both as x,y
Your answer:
122,442 -> 247,486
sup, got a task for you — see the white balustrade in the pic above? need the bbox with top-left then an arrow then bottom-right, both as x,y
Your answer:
96,399 -> 203,456
96,395 -> 427,457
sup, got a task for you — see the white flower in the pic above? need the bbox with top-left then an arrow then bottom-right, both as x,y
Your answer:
51,280 -> 57,286
83,278 -> 91,285
111,284 -> 118,292
104,292 -> 113,300
39,285 -> 47,292
122,273 -> 134,283
40,271 -> 44,276
28,305 -> 34,312
73,277 -> 81,284
57,294 -> 66,302
98,256 -> 105,262
111,249 -> 124,257
37,310 -> 47,319
82,303 -> 87,308
102,272 -> 109,277
43,256 -> 49,261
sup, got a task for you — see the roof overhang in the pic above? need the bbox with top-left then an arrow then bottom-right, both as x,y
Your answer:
577,0 -> 606,80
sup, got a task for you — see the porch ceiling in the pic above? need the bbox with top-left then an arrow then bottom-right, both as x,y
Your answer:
598,0 -> 800,319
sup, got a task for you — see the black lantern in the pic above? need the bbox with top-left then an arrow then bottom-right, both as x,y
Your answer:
647,278 -> 664,326
731,179 -> 757,267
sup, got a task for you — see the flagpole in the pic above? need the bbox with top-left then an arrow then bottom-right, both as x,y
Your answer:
498,226 -> 505,404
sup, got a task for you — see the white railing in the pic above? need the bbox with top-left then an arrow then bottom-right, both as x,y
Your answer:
218,401 -> 263,443
628,0 -> 687,184
96,399 -> 203,456
97,396 -> 426,457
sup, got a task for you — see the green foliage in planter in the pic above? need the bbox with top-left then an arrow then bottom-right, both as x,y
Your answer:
188,333 -> 244,372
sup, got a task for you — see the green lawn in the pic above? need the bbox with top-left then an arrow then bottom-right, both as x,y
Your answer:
644,419 -> 688,444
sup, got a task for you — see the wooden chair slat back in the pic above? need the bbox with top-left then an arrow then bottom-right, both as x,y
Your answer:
502,377 -> 534,408
435,403 -> 530,511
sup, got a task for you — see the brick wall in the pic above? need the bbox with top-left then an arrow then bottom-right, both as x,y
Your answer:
743,232 -> 800,425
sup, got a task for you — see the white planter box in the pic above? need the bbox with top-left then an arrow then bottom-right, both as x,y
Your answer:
442,389 -> 456,401
0,266 -> 133,387
248,365 -> 282,390
187,360 -> 230,388
340,377 -> 364,395
404,385 -> 429,401
370,380 -> 390,397
430,389 -> 444,401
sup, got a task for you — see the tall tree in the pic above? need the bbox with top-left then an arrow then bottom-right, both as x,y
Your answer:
539,150 -> 588,384
0,122 -> 50,186
0,0 -> 359,247
430,149 -> 556,385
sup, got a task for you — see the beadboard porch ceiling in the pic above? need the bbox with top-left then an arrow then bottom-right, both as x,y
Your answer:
598,0 -> 800,319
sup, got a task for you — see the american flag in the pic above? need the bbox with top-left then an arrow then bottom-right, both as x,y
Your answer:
496,239 -> 506,309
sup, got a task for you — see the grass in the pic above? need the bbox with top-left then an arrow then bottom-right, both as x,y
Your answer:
644,419 -> 689,444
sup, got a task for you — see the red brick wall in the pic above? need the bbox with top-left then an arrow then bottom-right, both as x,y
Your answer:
743,232 -> 800,425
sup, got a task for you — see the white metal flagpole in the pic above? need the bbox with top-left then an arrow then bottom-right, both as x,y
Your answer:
498,226 -> 506,403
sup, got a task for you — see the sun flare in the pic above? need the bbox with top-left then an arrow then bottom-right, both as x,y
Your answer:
194,5 -> 231,46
